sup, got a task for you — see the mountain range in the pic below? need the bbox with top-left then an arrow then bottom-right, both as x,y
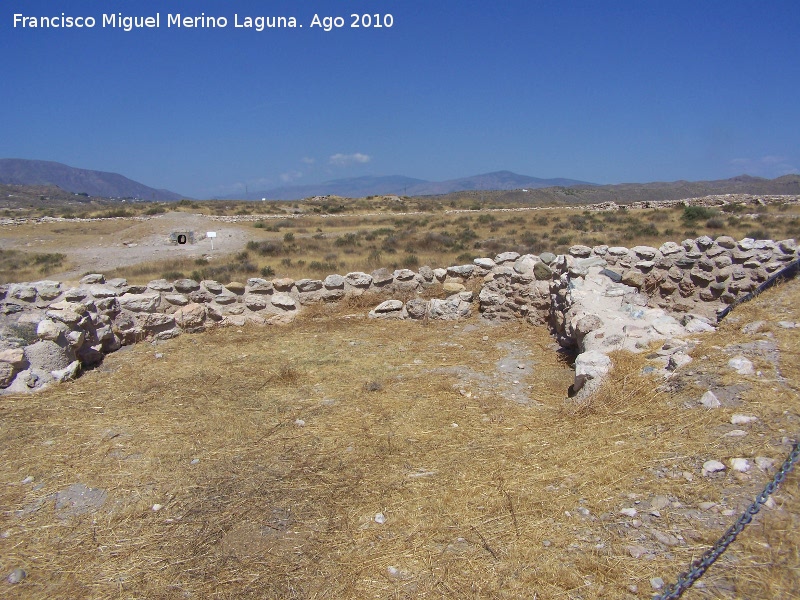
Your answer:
2,158 -> 799,205
0,159 -> 185,201
229,171 -> 593,200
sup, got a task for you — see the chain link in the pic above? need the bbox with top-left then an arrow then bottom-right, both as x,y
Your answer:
655,441 -> 800,599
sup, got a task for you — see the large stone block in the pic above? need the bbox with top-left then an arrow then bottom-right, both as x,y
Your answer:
118,293 -> 161,313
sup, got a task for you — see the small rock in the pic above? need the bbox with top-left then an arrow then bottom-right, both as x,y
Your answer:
628,584 -> 638,594
650,495 -> 670,510
294,419 -> 306,427
724,430 -> 748,438
152,504 -> 163,511
742,321 -> 766,334
702,460 -> 726,475
699,502 -> 716,511
755,456 -> 776,471
542,539 -> 551,547
22,476 -> 34,484
728,355 -> 754,375
685,318 -> 715,333
651,529 -> 679,546
731,414 -> 758,425
730,458 -> 751,472
650,577 -> 665,591
667,352 -> 692,371
190,458 -> 200,465
374,512 -> 386,524
626,545 -> 648,559
620,508 -> 637,517
155,353 -> 163,359
7,568 -> 26,584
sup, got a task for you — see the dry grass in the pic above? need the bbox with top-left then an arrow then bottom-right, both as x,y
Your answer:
3,201 -> 799,285
1,277 -> 800,598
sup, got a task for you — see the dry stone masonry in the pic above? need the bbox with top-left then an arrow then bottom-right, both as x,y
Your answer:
0,235 -> 796,396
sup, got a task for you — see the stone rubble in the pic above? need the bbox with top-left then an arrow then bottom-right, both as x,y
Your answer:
0,235 -> 796,394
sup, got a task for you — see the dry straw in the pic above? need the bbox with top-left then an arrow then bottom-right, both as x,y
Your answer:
1,280 -> 799,598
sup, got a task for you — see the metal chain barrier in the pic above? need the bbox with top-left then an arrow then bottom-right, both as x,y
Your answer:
655,442 -> 800,599
656,256 -> 800,598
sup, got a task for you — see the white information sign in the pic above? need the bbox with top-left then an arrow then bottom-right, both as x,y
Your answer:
207,231 -> 217,250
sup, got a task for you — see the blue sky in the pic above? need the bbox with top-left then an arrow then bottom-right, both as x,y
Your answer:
1,1 -> 798,198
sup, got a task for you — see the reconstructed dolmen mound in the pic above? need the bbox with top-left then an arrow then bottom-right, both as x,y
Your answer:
0,234 -> 797,396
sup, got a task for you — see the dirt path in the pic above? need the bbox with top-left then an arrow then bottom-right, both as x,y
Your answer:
36,213 -> 252,282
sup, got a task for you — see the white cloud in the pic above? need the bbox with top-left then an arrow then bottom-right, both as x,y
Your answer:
329,152 -> 371,167
280,171 -> 303,183
301,157 -> 316,165
729,155 -> 797,177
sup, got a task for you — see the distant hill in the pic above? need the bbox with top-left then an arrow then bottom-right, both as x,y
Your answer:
245,175 -> 429,201
431,173 -> 800,206
0,159 -> 186,201
230,170 -> 593,200
406,171 -> 593,196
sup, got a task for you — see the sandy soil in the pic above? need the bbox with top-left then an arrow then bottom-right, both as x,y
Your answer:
2,213 -> 253,283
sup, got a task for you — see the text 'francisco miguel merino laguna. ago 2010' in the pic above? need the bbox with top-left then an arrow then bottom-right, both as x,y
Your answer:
12,13 -> 395,32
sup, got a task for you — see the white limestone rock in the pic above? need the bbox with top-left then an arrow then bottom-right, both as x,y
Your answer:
702,460 -> 726,475
729,458 -> 751,473
700,391 -> 721,409
573,350 -> 612,392
728,355 -> 754,375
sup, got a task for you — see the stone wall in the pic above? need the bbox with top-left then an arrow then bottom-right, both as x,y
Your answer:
546,236 -> 798,395
0,266 -> 480,393
0,234 -> 796,395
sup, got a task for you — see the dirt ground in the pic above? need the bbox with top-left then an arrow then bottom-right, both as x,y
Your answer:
1,279 -> 799,598
0,213 -> 252,283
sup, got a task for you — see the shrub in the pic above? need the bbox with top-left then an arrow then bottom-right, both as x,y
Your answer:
456,252 -> 474,263
145,205 -> 166,215
334,233 -> 359,247
721,203 -> 746,214
283,232 -> 295,243
366,250 -> 383,267
682,206 -> 716,223
163,271 -> 185,280
102,208 -> 133,218
260,266 -> 275,277
747,229 -> 771,240
33,253 -> 66,267
401,254 -> 419,268
309,260 -> 338,272
555,235 -> 572,246
705,217 -> 726,229
253,221 -> 266,229
567,215 -> 590,231
252,241 -> 283,256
